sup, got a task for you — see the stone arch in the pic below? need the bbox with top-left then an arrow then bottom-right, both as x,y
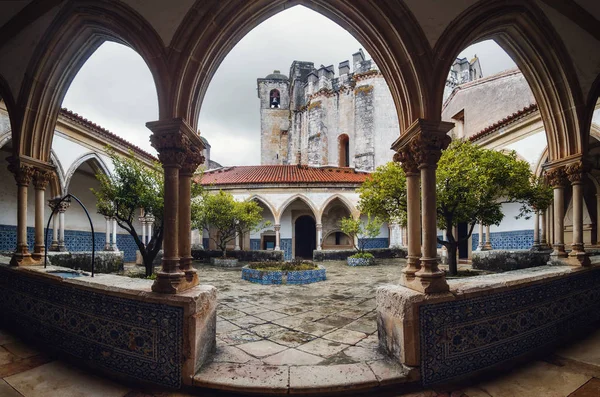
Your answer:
534,147 -> 549,178
277,194 -> 318,224
583,74 -> 600,142
0,73 -> 18,155
170,1 -> 432,133
432,0 -> 585,162
49,149 -> 65,197
247,195 -> 277,222
64,152 -> 111,192
17,0 -> 169,163
0,132 -> 11,151
319,194 -> 358,221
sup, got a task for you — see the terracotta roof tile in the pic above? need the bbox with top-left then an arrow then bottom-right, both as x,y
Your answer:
470,103 -> 538,142
59,108 -> 158,162
198,165 -> 369,185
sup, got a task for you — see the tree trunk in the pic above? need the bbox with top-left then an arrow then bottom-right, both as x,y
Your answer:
142,255 -> 154,277
447,242 -> 458,276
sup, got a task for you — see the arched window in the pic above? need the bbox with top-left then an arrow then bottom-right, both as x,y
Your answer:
269,89 -> 280,108
338,134 -> 350,167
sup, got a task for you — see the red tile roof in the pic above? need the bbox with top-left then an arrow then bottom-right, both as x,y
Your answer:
470,103 -> 538,142
59,108 -> 158,162
198,165 -> 370,186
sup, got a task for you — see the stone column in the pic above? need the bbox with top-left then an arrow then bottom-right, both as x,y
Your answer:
540,210 -> 548,249
548,203 -> 554,248
234,232 -> 241,250
31,170 -> 52,261
395,149 -> 421,281
389,221 -> 401,248
178,144 -> 204,288
8,160 -> 36,266
111,218 -> 118,251
57,201 -> 69,252
546,167 -> 568,258
566,161 -> 590,265
483,225 -> 492,250
147,216 -> 154,244
140,217 -> 147,246
48,198 -> 60,251
476,223 -> 484,251
104,216 -> 112,250
532,211 -> 540,250
274,224 -> 281,250
316,223 -> 322,250
147,118 -> 193,294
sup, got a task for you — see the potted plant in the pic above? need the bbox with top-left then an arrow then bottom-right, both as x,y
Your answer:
193,191 -> 268,266
340,215 -> 382,266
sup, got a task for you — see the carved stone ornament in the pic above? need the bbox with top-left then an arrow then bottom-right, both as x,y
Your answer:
150,131 -> 190,167
8,163 -> 35,186
409,132 -> 451,167
57,201 -> 70,213
33,169 -> 53,190
181,146 -> 206,175
565,161 -> 588,184
394,147 -> 419,174
545,167 -> 567,188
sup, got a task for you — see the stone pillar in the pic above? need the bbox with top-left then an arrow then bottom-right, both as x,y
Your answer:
540,210 -> 548,249
48,197 -> 60,251
316,223 -> 322,250
394,149 -> 421,281
483,225 -> 492,250
389,221 -> 401,248
147,216 -> 154,244
532,211 -> 540,250
476,223 -> 484,251
234,232 -> 241,250
111,218 -> 118,251
104,216 -> 112,250
147,118 -> 195,294
178,144 -> 204,288
8,159 -> 36,266
274,224 -> 281,250
393,120 -> 453,294
58,202 -> 68,251
31,170 -> 52,261
548,202 -> 554,248
546,167 -> 568,258
566,161 -> 590,265
140,217 -> 147,246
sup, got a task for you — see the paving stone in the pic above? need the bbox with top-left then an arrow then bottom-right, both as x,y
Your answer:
319,315 -> 355,328
229,315 -> 267,329
250,323 -> 288,339
0,379 -> 23,397
323,329 -> 367,345
216,319 -> 241,335
0,346 -> 16,366
3,342 -> 40,359
218,308 -> 247,320
297,338 -> 349,358
262,348 -> 324,366
0,330 -> 16,346
337,308 -> 371,319
367,360 -> 417,386
213,346 -> 261,364
239,306 -> 270,315
253,311 -> 289,322
269,330 -> 315,348
289,363 -> 378,393
293,311 -> 326,322
344,318 -> 378,334
194,363 -> 289,394
272,316 -> 306,329
343,346 -> 385,362
219,329 -> 263,345
0,354 -> 54,378
291,321 -> 337,337
356,333 -> 379,349
276,306 -> 310,315
237,340 -> 289,358
569,378 -> 600,397
5,361 -> 130,397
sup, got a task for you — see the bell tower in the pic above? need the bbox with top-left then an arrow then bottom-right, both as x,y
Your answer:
257,70 -> 290,165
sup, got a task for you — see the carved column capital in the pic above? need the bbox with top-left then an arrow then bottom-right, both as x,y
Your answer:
57,201 -> 70,213
150,131 -> 189,168
409,132 -> 451,168
274,224 -> 281,232
33,169 -> 53,190
181,146 -> 206,176
8,161 -> 35,187
545,167 -> 568,188
565,161 -> 589,185
394,147 -> 419,175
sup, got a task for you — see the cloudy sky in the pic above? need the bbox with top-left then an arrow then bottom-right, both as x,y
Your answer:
63,5 -> 516,166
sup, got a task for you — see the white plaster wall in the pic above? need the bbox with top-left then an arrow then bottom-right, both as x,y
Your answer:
280,212 -> 292,238
52,134 -> 93,180
249,206 -> 275,239
0,152 -> 18,226
66,171 -> 108,232
359,214 -> 389,238
502,130 -> 547,171
494,202 -> 532,232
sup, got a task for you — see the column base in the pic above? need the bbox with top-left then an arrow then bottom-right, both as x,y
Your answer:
482,243 -> 493,250
151,271 -> 186,294
49,241 -> 59,252
104,243 -> 115,251
10,247 -> 40,267
567,250 -> 591,267
31,245 -> 45,261
550,244 -> 568,258
404,258 -> 449,294
58,244 -> 67,252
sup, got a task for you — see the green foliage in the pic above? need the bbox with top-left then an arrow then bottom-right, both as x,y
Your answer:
436,140 -> 534,275
248,261 -> 317,271
349,252 -> 374,259
357,162 -> 407,225
521,176 -> 553,215
339,216 -> 382,253
92,149 -> 167,277
193,191 -> 269,258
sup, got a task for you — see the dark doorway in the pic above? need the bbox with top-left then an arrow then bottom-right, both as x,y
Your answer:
295,215 -> 316,259
458,222 -> 468,259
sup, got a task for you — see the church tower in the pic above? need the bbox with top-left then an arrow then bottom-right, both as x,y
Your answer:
257,70 -> 290,165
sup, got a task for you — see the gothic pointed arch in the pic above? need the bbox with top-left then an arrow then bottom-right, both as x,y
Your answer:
432,0 -> 585,162
64,152 -> 111,192
0,73 -> 19,156
170,0 -> 433,134
583,74 -> 600,141
247,194 -> 277,221
49,149 -> 65,197
277,194 -> 318,224
319,194 -> 358,221
17,0 -> 169,163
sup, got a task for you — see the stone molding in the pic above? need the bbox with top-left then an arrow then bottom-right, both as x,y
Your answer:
409,132 -> 452,167
181,146 -> 206,176
33,169 -> 53,190
565,160 -> 588,184
394,147 -> 419,175
545,167 -> 567,188
8,162 -> 35,186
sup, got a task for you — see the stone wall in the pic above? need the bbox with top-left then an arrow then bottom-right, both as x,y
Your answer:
46,251 -> 124,273
472,249 -> 551,272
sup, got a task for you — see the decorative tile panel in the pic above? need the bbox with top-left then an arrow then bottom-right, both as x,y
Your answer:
420,269 -> 600,386
359,238 -> 389,249
0,266 -> 184,388
280,238 -> 292,260
250,239 -> 261,251
471,230 -> 534,251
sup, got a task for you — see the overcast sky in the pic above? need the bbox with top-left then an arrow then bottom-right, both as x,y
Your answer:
63,5 -> 516,166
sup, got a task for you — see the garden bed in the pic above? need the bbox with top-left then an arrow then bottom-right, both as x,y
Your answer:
241,262 -> 326,285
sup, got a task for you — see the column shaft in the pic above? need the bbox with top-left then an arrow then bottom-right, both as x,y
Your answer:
58,210 -> 66,251
105,217 -> 111,250
275,225 -> 281,250
404,172 -> 421,277
540,211 -> 548,248
112,218 -> 118,250
532,212 -> 540,249
566,161 -> 589,265
316,224 -> 322,251
8,161 -> 35,266
484,225 -> 492,250
477,223 -> 484,250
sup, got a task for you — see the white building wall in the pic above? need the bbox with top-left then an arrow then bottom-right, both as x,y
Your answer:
502,130 -> 547,171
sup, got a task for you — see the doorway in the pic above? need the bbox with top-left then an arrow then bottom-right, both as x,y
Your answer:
295,215 -> 316,259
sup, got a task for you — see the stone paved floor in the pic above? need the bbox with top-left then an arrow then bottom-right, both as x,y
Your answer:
1,259 -> 600,396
